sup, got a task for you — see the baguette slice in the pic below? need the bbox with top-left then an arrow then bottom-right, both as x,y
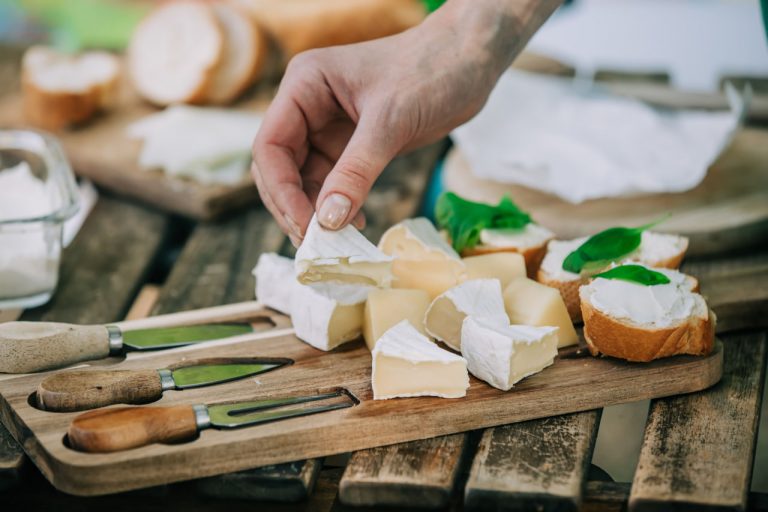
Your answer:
22,46 -> 120,130
461,223 -> 554,278
205,2 -> 267,104
579,266 -> 714,362
128,1 -> 223,106
537,231 -> 689,323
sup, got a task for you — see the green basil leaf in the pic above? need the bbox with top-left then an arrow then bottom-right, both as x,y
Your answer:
593,265 -> 671,286
435,192 -> 531,253
561,215 -> 669,274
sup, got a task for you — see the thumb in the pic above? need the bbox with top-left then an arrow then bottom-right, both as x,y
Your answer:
315,115 -> 399,230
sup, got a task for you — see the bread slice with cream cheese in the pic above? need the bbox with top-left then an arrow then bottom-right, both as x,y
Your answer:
579,265 -> 714,362
537,231 -> 689,323
460,223 -> 554,278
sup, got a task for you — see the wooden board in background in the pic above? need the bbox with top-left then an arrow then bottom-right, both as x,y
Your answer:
0,303 -> 722,497
444,128 -> 768,257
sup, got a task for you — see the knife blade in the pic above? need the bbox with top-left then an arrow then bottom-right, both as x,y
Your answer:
67,390 -> 356,453
0,321 -> 254,373
37,358 -> 291,412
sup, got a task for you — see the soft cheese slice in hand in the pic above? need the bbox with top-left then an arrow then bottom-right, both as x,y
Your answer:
363,288 -> 431,350
372,320 -> 469,400
503,277 -> 578,348
380,218 -> 467,298
463,253 -> 526,289
461,317 -> 558,391
291,282 -> 371,351
424,279 -> 509,351
296,214 -> 393,287
252,253 -> 294,315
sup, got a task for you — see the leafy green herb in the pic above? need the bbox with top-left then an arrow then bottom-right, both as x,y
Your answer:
435,192 -> 531,253
593,265 -> 671,286
562,215 -> 669,274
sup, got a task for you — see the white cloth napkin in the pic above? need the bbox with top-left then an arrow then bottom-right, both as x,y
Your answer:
451,70 -> 746,204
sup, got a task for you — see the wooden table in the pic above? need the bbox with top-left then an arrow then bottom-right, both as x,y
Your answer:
1,49 -> 768,512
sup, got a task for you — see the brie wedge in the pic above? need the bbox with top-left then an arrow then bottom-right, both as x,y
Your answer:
424,279 -> 509,351
462,253 -> 526,289
291,282 -> 371,351
363,288 -> 431,350
252,252 -> 295,315
503,277 -> 579,347
295,214 -> 393,287
380,218 -> 467,299
372,320 -> 469,400
461,317 -> 558,391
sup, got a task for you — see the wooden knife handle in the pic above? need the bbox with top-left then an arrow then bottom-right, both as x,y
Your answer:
37,370 -> 163,412
68,406 -> 199,453
0,322 -> 110,373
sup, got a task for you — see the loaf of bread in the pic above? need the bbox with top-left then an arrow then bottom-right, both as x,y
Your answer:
579,265 -> 714,362
537,231 -> 689,322
22,46 -> 120,130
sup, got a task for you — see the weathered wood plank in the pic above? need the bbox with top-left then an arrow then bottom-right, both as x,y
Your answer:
0,196 -> 169,491
196,459 -> 322,502
339,434 -> 467,508
464,411 -> 601,512
629,332 -> 767,512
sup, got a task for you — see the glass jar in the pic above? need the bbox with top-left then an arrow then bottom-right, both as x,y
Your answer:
0,130 -> 79,309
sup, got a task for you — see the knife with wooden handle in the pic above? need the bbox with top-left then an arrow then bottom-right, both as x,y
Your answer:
0,322 -> 253,373
68,390 -> 356,453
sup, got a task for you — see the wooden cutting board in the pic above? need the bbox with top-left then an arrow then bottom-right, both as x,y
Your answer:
0,79 -> 274,220
0,302 -> 722,496
443,128 -> 768,257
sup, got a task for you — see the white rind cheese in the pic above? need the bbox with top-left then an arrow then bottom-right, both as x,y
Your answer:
461,317 -> 558,391
291,282 -> 372,351
363,288 -> 432,350
479,223 -> 554,250
462,253 -> 526,289
252,252 -> 295,315
296,214 -> 393,287
424,279 -> 509,351
503,277 -> 579,347
372,320 -> 469,399
379,217 -> 462,263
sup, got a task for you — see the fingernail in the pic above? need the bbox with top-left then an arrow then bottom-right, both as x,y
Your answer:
318,193 -> 351,230
289,234 -> 302,248
284,214 -> 303,240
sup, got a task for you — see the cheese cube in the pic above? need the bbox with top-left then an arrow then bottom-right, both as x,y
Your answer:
502,277 -> 579,347
296,214 -> 393,287
363,288 -> 431,350
252,253 -> 295,315
291,283 -> 371,351
372,320 -> 469,399
462,253 -> 526,289
392,260 -> 465,299
424,279 -> 509,351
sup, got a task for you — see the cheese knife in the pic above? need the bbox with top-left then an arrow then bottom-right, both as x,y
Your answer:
36,358 -> 291,412
0,322 -> 254,374
68,389 -> 356,453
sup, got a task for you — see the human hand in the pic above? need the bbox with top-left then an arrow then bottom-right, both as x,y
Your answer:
252,0 -> 560,244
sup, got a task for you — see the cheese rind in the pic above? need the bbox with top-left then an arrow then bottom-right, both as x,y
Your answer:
252,252 -> 294,315
503,277 -> 579,348
363,288 -> 431,350
296,214 -> 393,287
461,317 -> 558,390
424,279 -> 509,351
462,253 -> 526,289
291,282 -> 371,351
372,320 -> 469,399
379,217 -> 462,262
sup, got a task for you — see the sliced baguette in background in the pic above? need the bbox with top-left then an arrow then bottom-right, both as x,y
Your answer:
22,46 -> 120,130
579,267 -> 714,362
128,1 -> 223,106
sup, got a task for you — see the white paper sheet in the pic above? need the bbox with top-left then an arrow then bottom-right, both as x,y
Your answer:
451,70 -> 745,204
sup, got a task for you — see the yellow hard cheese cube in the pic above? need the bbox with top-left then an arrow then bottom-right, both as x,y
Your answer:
363,288 -> 431,350
462,253 -> 526,289
502,277 -> 579,348
391,260 -> 465,299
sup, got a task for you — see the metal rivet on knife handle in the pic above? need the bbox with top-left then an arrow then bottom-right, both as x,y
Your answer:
105,325 -> 124,354
0,322 -> 111,374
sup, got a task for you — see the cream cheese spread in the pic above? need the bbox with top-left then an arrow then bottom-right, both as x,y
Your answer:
479,223 -> 554,250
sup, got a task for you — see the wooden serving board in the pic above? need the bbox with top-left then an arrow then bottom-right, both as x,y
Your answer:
0,302 -> 722,496
443,127 -> 768,257
0,79 -> 274,220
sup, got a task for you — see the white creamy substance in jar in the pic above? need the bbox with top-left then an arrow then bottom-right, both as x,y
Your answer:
0,162 -> 58,300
